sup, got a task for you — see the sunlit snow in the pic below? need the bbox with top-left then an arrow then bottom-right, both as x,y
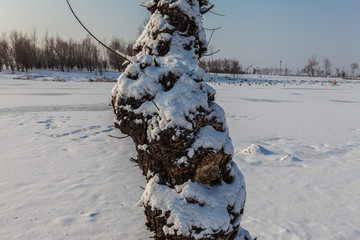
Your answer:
0,70 -> 359,239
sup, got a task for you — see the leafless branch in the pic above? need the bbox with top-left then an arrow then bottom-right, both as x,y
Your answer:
203,49 -> 221,57
152,100 -> 160,111
201,5 -> 215,15
198,59 -> 207,67
130,158 -> 138,163
66,0 -> 132,63
208,29 -> 216,45
209,10 -> 226,17
204,27 -> 222,31
108,134 -> 130,139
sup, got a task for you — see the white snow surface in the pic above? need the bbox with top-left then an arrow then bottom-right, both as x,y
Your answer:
0,69 -> 120,83
1,71 -> 360,239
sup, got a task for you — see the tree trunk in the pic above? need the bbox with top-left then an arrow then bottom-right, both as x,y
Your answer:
112,1 -> 252,239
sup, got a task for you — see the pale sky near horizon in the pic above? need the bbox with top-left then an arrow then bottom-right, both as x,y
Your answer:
0,0 -> 359,72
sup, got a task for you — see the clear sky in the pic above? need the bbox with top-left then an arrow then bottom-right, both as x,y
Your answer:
0,0 -> 359,72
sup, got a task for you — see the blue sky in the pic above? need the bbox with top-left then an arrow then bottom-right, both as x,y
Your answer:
0,0 -> 359,72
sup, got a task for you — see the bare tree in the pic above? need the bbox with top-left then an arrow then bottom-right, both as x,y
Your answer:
204,58 -> 241,75
81,36 -> 99,73
284,65 -> 291,76
323,57 -> 331,77
212,59 -> 221,74
350,62 -> 359,78
99,45 -> 109,72
0,35 -> 9,71
30,28 -> 38,69
10,31 -> 33,72
55,36 -> 68,72
108,37 -> 127,72
304,54 -> 319,77
222,58 -> 230,73
341,67 -> 346,78
246,65 -> 253,74
44,32 -> 57,70
230,59 -> 242,77
335,67 -> 341,77
74,41 -> 85,71
65,38 -> 77,71
1,30 -> 110,73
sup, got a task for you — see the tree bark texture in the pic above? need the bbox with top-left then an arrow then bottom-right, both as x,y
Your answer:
112,0 -> 252,239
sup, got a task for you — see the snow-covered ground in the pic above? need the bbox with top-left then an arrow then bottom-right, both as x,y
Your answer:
0,69 -> 120,83
0,71 -> 359,239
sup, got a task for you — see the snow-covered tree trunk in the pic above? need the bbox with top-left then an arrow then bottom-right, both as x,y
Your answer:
112,0 -> 252,239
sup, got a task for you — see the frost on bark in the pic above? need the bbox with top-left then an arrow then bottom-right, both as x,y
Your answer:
112,0 -> 252,239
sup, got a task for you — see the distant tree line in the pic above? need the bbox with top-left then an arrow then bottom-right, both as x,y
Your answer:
202,58 -> 243,77
1,30 -> 358,79
302,54 -> 359,78
204,54 -> 359,78
0,30 -> 134,74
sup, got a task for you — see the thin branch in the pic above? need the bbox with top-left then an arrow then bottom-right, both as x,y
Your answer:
206,27 -> 221,46
66,0 -> 132,63
152,100 -> 160,111
209,10 -> 226,17
204,27 -> 222,31
208,29 -> 215,45
198,59 -> 207,68
201,5 -> 215,15
203,49 -> 221,57
108,134 -> 130,139
130,158 -> 138,163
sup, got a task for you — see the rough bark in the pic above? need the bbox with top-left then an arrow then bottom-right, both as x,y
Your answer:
112,0 -> 252,239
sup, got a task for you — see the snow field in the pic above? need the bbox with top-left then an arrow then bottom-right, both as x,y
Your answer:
0,73 -> 359,239
217,84 -> 360,239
